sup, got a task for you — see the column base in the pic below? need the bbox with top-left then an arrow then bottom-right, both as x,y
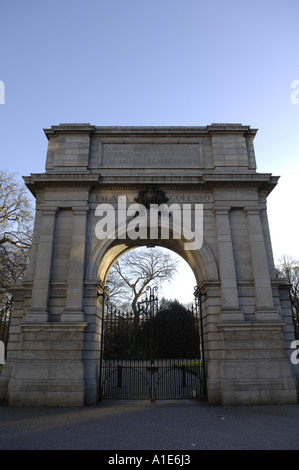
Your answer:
221,308 -> 244,322
255,308 -> 281,322
61,308 -> 85,322
25,308 -> 48,322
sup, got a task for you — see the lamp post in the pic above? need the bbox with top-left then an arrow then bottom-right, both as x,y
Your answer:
137,286 -> 159,402
98,285 -> 109,401
193,285 -> 207,401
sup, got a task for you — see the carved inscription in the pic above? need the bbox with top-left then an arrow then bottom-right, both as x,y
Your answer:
102,143 -> 203,167
95,193 -> 211,203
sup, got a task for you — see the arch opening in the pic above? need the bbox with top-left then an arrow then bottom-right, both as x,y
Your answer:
94,235 -> 212,402
106,245 -> 197,305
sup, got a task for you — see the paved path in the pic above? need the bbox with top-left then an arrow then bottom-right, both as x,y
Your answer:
1,399 -> 299,450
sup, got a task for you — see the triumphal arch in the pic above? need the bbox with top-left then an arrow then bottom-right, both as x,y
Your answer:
0,123 -> 298,406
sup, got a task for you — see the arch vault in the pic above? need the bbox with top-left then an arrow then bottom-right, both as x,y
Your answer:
0,123 -> 298,406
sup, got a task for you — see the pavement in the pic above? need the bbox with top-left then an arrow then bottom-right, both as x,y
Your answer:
1,399 -> 299,452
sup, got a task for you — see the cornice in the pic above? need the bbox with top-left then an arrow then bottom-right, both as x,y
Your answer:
23,173 -> 100,196
43,123 -> 258,140
23,171 -> 278,197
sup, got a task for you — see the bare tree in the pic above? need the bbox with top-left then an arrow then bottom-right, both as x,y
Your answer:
0,170 -> 34,348
106,247 -> 180,315
276,255 -> 299,339
0,170 -> 33,249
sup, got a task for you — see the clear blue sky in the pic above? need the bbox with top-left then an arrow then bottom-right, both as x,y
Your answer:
0,0 -> 299,268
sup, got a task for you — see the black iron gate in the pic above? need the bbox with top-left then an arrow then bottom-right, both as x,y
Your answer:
99,286 -> 207,402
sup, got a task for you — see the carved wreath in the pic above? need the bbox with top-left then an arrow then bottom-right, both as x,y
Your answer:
134,185 -> 169,208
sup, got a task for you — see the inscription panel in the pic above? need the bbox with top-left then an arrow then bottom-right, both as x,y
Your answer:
93,193 -> 212,203
101,143 -> 203,168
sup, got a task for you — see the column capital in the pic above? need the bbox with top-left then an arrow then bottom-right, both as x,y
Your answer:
72,206 -> 90,215
244,206 -> 262,216
213,205 -> 231,216
41,207 -> 58,216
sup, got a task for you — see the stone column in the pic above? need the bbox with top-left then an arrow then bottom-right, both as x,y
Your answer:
245,207 -> 280,321
214,206 -> 244,321
61,206 -> 89,322
25,207 -> 57,322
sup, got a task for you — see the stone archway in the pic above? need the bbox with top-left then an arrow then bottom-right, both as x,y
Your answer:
0,123 -> 298,406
